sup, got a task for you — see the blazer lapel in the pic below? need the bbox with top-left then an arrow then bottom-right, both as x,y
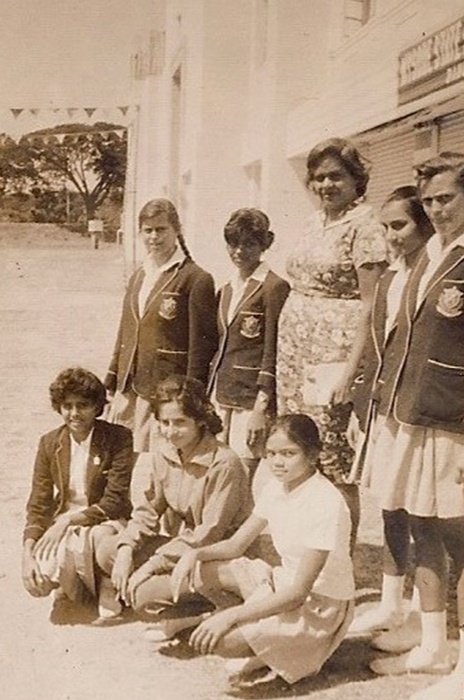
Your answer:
142,264 -> 181,318
130,268 -> 145,320
372,270 -> 395,354
86,422 -> 105,497
219,283 -> 232,332
54,428 -> 70,497
229,278 -> 262,324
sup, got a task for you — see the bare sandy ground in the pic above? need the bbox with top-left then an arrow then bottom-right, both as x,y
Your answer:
0,228 -> 446,699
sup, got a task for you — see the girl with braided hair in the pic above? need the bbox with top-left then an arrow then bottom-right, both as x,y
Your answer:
105,199 -> 218,453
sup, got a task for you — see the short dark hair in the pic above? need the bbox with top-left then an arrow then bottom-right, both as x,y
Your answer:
306,137 -> 370,196
224,208 -> 275,251
382,185 -> 434,240
415,152 -> 464,193
49,367 -> 107,416
150,375 -> 222,435
268,413 -> 322,458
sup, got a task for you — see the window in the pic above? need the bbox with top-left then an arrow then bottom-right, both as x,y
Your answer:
344,0 -> 373,37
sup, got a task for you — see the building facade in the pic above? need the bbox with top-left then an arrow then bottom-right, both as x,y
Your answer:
123,0 -> 464,281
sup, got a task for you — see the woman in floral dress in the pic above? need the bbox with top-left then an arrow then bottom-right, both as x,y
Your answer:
277,138 -> 387,541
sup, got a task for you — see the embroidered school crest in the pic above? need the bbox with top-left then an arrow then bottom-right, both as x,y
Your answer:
159,295 -> 178,320
240,313 -> 261,338
436,286 -> 464,318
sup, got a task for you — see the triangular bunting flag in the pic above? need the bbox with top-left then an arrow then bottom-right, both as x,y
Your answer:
84,107 -> 96,118
67,108 -> 78,118
118,106 -> 129,116
29,109 -> 39,116
52,108 -> 61,114
55,133 -> 67,144
11,108 -> 24,119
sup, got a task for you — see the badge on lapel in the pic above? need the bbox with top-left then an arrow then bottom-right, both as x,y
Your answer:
159,294 -> 178,320
436,285 -> 464,318
240,312 -> 262,338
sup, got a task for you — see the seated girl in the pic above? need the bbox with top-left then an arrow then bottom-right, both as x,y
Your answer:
94,375 -> 252,617
168,414 -> 354,687
22,367 -> 134,618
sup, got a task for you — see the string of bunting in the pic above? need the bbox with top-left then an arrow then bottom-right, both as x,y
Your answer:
8,105 -> 134,120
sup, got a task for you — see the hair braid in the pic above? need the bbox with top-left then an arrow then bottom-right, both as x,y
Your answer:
177,231 -> 193,260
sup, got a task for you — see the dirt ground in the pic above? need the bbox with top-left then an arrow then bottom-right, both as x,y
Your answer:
0,225 -> 449,699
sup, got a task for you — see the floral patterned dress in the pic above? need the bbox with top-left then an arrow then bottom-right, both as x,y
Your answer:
277,202 -> 387,483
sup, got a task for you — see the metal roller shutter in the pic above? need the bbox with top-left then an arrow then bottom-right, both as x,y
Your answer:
439,113 -> 464,154
365,130 -> 416,214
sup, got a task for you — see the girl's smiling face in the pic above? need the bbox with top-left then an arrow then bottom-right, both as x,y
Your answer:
60,394 -> 99,442
265,429 -> 317,491
158,400 -> 202,453
381,199 -> 425,260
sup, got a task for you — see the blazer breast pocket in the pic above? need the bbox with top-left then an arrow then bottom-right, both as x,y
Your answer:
239,311 -> 263,339
158,292 -> 181,321
435,280 -> 464,319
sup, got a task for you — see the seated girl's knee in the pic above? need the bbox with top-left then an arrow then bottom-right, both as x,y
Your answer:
93,531 -> 120,573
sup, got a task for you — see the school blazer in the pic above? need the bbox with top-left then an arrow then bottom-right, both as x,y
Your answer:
105,258 -> 218,399
352,269 -> 398,430
24,420 -> 134,543
380,245 -> 464,432
208,271 -> 290,410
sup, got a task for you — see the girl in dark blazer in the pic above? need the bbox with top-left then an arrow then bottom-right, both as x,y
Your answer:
22,367 -> 134,618
105,199 -> 218,453
348,187 -> 433,643
365,156 -> 464,698
208,209 -> 290,477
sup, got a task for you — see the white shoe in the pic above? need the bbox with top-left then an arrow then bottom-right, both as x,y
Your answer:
372,611 -> 421,653
348,605 -> 403,636
97,577 -> 122,619
370,645 -> 453,676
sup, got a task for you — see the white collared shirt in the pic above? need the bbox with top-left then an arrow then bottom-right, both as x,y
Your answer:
417,231 -> 464,310
67,430 -> 93,511
227,261 -> 269,324
138,246 -> 185,314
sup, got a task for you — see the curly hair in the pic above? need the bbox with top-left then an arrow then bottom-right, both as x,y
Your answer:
305,137 -> 371,197
150,375 -> 223,436
138,198 -> 192,259
382,185 -> 434,240
224,208 -> 275,251
415,152 -> 464,193
49,367 -> 107,416
268,413 -> 322,459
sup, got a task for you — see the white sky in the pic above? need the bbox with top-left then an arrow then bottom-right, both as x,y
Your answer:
0,0 -> 153,132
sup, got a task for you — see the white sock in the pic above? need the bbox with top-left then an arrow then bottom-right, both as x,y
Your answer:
419,610 -> 447,656
381,574 -> 405,614
409,585 -> 421,613
453,628 -> 464,677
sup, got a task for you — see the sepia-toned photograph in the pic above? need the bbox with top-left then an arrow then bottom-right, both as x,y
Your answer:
2,2 -> 464,699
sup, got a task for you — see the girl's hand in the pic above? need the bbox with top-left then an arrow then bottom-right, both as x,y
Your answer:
189,608 -> 237,654
21,549 -> 52,597
111,545 -> 134,602
455,465 -> 464,485
346,411 -> 360,451
329,375 -> 352,405
126,557 -> 162,608
171,550 -> 198,603
246,408 -> 267,453
33,514 -> 70,561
